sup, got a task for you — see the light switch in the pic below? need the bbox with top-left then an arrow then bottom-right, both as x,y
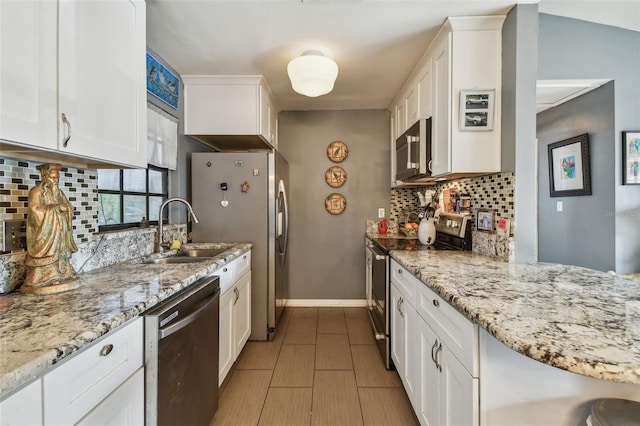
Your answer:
378,208 -> 385,218
557,201 -> 563,212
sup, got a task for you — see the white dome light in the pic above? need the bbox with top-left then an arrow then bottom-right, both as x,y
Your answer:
287,51 -> 338,98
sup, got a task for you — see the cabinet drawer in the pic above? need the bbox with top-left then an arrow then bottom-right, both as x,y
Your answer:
233,251 -> 251,282
43,318 -> 143,425
415,283 -> 479,376
390,260 -> 419,302
216,263 -> 235,295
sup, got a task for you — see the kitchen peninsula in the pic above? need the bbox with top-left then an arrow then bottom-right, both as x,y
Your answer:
0,243 -> 251,423
390,248 -> 640,425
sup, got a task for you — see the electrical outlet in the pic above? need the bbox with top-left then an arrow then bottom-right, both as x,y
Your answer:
2,220 -> 27,252
378,208 -> 385,218
557,201 -> 563,212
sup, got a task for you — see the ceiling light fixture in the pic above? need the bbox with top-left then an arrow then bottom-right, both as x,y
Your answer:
287,51 -> 338,98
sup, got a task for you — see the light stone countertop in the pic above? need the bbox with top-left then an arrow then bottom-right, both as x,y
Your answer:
0,242 -> 251,398
390,250 -> 640,384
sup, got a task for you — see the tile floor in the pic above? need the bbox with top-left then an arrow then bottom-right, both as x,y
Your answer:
210,306 -> 419,426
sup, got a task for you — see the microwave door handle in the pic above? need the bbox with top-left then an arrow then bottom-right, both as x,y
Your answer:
407,135 -> 419,169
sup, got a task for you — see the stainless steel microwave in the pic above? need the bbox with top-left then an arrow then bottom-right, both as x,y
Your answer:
395,118 -> 432,181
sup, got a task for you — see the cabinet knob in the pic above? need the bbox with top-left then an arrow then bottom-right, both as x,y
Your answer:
223,267 -> 228,272
398,269 -> 402,274
433,299 -> 439,307
99,344 -> 114,357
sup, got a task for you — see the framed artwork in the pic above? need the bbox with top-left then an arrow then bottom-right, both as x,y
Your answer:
459,89 -> 495,131
327,141 -> 349,163
622,130 -> 640,185
325,166 -> 347,188
548,133 -> 592,197
325,193 -> 346,215
476,208 -> 494,233
146,53 -> 179,109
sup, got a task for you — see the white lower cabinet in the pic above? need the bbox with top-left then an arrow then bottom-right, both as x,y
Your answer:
76,367 -> 144,426
43,318 -> 143,425
0,379 -> 43,426
391,259 -> 479,426
218,252 -> 252,385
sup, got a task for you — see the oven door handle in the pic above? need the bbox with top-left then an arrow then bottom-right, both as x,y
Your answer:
375,254 -> 386,261
159,289 -> 220,339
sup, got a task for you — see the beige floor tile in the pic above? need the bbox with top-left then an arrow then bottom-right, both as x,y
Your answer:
284,311 -> 317,345
344,306 -> 369,318
351,345 -> 402,387
235,340 -> 283,370
315,334 -> 353,370
317,308 -> 347,334
271,344 -> 316,387
359,387 -> 419,426
258,387 -> 313,426
346,313 -> 375,344
210,369 -> 272,426
311,370 -> 363,425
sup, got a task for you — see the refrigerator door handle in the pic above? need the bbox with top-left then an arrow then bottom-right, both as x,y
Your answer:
277,179 -> 289,266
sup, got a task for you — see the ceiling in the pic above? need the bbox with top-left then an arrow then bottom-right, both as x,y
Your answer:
146,0 -> 640,112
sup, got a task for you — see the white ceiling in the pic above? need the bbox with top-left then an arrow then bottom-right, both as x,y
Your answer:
146,0 -> 640,112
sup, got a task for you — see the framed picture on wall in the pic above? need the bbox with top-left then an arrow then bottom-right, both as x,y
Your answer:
146,53 -> 179,110
548,133 -> 592,197
459,89 -> 495,131
622,130 -> 640,185
476,208 -> 494,233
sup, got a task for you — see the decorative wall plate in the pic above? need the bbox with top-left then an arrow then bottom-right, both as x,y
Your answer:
325,193 -> 346,215
327,141 -> 348,163
325,166 -> 347,188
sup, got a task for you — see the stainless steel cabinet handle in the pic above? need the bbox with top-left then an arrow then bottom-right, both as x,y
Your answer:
431,340 -> 438,365
398,297 -> 404,318
233,287 -> 239,304
99,344 -> 114,357
435,342 -> 443,372
428,159 -> 433,173
61,113 -> 71,147
433,299 -> 439,307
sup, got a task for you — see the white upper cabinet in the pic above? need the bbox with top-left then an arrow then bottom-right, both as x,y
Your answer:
0,0 -> 147,168
182,75 -> 279,150
57,0 -> 147,167
0,1 -> 58,151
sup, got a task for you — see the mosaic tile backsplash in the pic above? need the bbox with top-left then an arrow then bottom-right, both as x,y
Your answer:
0,157 -> 98,246
391,172 -> 515,260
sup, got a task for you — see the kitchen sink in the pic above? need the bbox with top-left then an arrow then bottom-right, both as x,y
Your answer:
142,256 -> 212,265
178,248 -> 229,258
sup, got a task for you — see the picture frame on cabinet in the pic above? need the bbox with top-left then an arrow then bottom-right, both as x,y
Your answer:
476,208 -> 494,233
146,53 -> 179,110
622,130 -> 640,185
548,133 -> 592,197
459,89 -> 495,131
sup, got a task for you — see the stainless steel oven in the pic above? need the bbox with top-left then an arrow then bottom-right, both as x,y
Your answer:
366,239 -> 390,368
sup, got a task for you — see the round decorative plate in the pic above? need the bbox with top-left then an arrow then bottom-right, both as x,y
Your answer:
327,141 -> 349,163
325,193 -> 346,215
325,166 -> 347,188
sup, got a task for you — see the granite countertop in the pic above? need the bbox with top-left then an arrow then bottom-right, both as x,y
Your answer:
0,242 -> 251,398
390,250 -> 640,384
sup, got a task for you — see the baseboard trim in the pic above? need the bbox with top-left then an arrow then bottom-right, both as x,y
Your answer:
285,299 -> 368,307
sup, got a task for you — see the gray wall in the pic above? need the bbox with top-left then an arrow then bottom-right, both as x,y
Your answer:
146,48 -> 215,224
278,110 -> 390,300
538,14 -> 640,273
537,83 -> 616,272
501,4 -> 539,263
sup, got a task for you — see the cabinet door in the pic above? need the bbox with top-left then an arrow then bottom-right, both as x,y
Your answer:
395,102 -> 406,137
440,344 -> 479,426
405,86 -> 418,127
431,31 -> 452,176
233,271 -> 251,356
390,284 -> 404,375
76,368 -> 144,426
418,59 -> 433,120
0,0 -> 57,150
418,319 -> 440,426
403,302 -> 419,411
58,0 -> 146,167
0,379 -> 42,426
259,85 -> 272,143
219,287 -> 235,386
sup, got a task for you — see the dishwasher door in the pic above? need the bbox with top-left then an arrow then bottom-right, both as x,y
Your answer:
145,276 -> 220,426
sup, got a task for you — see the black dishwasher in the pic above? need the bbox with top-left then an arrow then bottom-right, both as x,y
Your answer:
144,275 -> 220,426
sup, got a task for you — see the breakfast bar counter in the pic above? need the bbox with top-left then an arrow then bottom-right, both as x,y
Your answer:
390,249 -> 640,385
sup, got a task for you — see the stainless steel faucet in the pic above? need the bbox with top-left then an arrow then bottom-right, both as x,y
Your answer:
156,197 -> 200,253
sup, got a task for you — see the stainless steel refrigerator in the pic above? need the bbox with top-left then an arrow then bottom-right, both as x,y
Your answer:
191,151 -> 289,341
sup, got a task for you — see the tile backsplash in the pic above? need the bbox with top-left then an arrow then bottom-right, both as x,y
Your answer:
0,157 -> 98,246
391,172 -> 515,260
